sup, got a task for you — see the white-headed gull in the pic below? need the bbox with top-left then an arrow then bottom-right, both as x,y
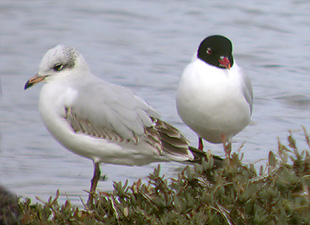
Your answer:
24,45 -> 221,205
176,35 -> 253,153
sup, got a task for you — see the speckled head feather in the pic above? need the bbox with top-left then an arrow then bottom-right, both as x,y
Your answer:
38,45 -> 78,75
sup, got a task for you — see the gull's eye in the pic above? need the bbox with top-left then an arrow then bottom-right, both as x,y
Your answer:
53,64 -> 64,71
206,48 -> 212,55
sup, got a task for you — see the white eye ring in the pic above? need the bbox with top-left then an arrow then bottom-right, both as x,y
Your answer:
206,48 -> 212,54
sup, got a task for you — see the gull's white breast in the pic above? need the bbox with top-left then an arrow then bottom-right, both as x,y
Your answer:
176,59 -> 251,143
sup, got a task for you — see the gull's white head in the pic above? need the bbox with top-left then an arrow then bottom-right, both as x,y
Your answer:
25,45 -> 88,89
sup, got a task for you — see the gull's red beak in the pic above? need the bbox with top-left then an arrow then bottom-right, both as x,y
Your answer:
219,56 -> 231,69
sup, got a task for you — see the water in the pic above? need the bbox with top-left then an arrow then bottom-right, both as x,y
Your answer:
0,0 -> 309,205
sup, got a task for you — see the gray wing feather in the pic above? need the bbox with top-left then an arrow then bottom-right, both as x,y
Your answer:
68,78 -> 160,141
240,69 -> 253,114
64,77 -> 192,160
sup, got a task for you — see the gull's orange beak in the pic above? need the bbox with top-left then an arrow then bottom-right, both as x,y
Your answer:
219,56 -> 231,69
24,74 -> 48,90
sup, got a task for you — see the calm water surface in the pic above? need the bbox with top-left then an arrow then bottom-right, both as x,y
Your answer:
0,0 -> 309,205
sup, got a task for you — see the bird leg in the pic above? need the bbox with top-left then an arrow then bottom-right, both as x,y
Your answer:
87,161 -> 101,206
198,137 -> 204,151
221,134 -> 232,158
223,141 -> 232,158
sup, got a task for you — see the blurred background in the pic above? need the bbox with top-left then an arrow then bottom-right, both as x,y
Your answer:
0,0 -> 309,205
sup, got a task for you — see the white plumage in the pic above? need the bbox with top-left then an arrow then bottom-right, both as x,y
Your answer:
176,35 -> 253,150
25,44 -> 199,205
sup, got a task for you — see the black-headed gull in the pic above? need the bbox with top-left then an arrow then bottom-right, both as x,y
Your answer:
24,45 -> 221,205
176,35 -> 253,153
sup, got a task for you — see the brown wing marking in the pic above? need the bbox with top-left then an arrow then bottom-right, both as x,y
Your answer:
144,118 -> 190,157
64,107 -> 139,143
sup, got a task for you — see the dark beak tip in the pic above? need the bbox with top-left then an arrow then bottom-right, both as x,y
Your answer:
24,80 -> 32,90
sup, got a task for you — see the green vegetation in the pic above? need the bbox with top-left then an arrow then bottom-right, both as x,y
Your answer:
14,128 -> 310,224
